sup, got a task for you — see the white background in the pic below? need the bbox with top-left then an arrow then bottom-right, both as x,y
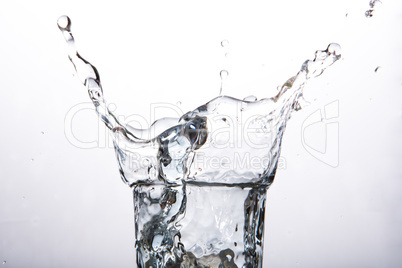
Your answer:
1,0 -> 401,267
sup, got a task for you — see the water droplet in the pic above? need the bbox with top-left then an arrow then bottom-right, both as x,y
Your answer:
221,40 -> 229,48
234,242 -> 237,247
327,43 -> 341,56
243,95 -> 257,102
220,70 -> 229,81
57,15 -> 71,31
374,66 -> 381,72
41,131 -> 45,135
2,261 -> 6,265
365,10 -> 373,17
365,0 -> 382,17
369,0 -> 382,8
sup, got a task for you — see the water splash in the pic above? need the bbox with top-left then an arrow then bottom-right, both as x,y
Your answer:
57,16 -> 133,140
58,16 -> 341,267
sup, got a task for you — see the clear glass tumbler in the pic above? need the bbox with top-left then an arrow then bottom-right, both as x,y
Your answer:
134,183 -> 268,268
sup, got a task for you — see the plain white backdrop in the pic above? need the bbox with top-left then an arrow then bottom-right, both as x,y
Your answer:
0,0 -> 401,267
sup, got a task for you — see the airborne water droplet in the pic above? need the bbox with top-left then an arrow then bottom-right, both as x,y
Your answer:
57,15 -> 71,31
220,70 -> 229,80
369,0 -> 382,8
365,10 -> 373,17
365,0 -> 382,18
221,40 -> 229,48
